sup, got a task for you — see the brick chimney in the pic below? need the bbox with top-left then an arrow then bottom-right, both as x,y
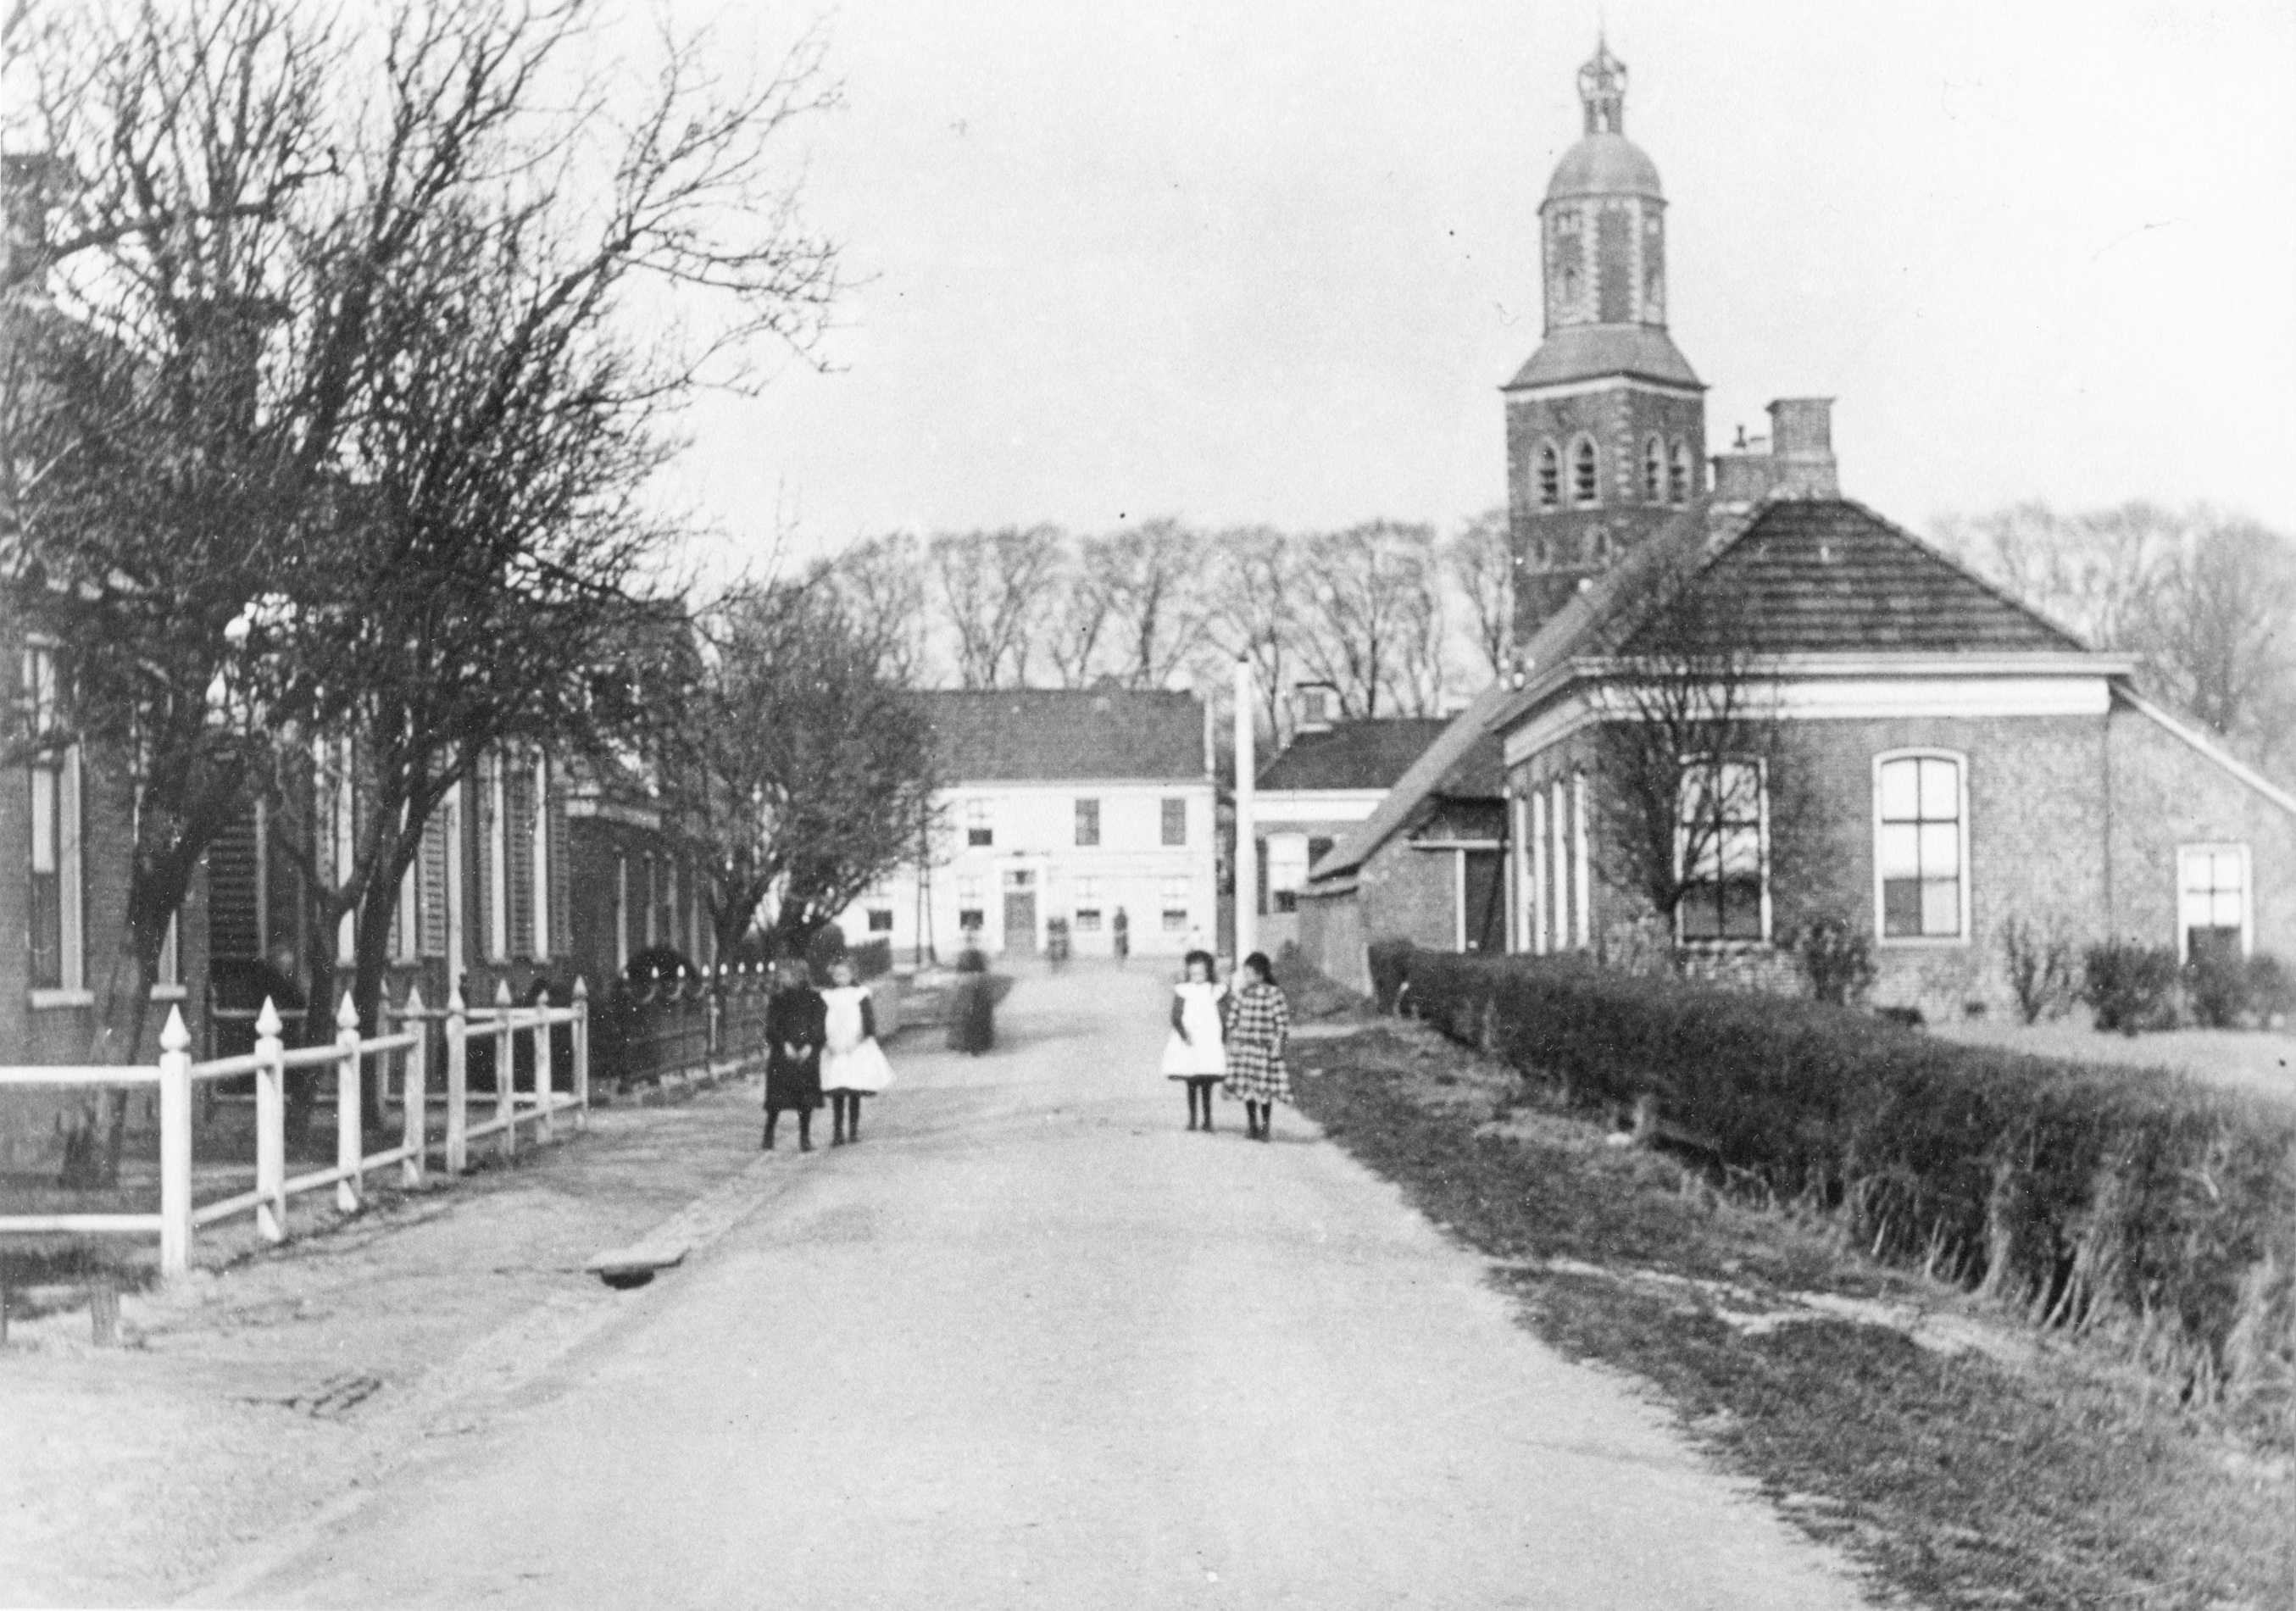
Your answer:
1709,397 -> 1839,503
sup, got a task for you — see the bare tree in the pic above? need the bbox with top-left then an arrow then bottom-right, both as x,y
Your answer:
689,575 -> 939,955
1292,520 -> 1439,719
1206,525 -> 1301,744
930,526 -> 1062,689
1042,534 -> 1114,689
1089,518 -> 1212,690
1447,508 -> 1515,681
826,532 -> 934,686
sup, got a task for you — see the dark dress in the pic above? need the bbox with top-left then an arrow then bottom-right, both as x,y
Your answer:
948,951 -> 996,1055
764,986 -> 828,1113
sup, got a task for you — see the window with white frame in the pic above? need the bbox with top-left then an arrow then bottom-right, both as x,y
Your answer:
1160,797 -> 1187,847
1676,758 -> 1766,942
1074,797 -> 1099,847
23,644 -> 83,997
2177,845 -> 2249,962
1160,875 -> 1189,932
957,874 -> 983,931
1073,874 -> 1102,932
965,797 -> 993,847
1876,753 -> 1966,940
866,908 -> 895,933
1266,834 -> 1309,914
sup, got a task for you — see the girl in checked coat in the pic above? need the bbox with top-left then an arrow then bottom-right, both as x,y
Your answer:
1221,951 -> 1293,1142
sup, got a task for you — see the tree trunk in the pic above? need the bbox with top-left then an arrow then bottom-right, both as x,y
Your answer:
351,892 -> 397,1136
58,898 -> 164,1190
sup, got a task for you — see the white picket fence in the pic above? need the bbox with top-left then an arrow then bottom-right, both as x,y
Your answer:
0,979 -> 590,1278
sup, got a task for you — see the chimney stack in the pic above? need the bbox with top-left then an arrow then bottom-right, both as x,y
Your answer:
1709,397 -> 1839,503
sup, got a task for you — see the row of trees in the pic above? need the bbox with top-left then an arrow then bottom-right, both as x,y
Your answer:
0,1 -> 942,1176
821,513 -> 1516,740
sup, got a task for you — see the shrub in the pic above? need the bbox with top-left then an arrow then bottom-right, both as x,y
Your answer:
1798,916 -> 1876,1007
2186,947 -> 2251,1029
2001,916 -> 2078,1025
1387,948 -> 2296,1419
2083,940 -> 2181,1036
1367,938 -> 1415,1014
850,938 -> 894,980
2249,953 -> 2293,1023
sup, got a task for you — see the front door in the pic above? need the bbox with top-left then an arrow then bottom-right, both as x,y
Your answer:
1003,891 -> 1037,954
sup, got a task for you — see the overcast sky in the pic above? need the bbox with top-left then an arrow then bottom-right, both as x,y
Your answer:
659,0 -> 2296,573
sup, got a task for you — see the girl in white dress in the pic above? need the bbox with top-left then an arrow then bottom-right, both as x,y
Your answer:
820,957 -> 894,1146
1160,949 -> 1228,1131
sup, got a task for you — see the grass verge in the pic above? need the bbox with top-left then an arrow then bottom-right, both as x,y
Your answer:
1290,1019 -> 2294,1611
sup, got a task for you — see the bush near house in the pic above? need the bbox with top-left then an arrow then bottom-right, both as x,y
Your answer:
1385,947 -> 2296,1424
2081,940 -> 2181,1034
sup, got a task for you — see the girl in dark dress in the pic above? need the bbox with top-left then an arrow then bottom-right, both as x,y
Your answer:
763,959 -> 827,1151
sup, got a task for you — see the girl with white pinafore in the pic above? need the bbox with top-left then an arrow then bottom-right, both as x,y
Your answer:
820,956 -> 894,1146
1160,949 -> 1228,1132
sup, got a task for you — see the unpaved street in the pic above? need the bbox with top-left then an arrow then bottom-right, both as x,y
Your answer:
190,965 -> 1865,1609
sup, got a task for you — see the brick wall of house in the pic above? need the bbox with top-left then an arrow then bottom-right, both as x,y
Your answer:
2105,704 -> 2296,959
1354,834 -> 1461,952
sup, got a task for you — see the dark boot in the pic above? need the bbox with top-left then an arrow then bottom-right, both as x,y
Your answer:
798,1112 -> 814,1153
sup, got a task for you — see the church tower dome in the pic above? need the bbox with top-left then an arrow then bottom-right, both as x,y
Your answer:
1504,38 -> 1707,640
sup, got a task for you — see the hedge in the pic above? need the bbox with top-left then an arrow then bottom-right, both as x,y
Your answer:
1381,943 -> 2296,1420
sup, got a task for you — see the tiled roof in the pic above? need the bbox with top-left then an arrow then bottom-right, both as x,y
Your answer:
1506,325 -> 1703,391
1256,719 -> 1449,792
918,689 -> 1205,782
1308,683 -> 1515,881
1637,499 -> 2087,657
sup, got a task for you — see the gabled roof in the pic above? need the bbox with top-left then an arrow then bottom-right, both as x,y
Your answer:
1256,718 -> 1448,792
1307,684 -> 1514,881
919,689 -> 1205,783
1637,499 -> 2087,657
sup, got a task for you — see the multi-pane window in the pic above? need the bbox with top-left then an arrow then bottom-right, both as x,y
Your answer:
1160,797 -> 1187,847
1160,876 -> 1189,933
1571,438 -> 1599,506
1643,436 -> 1665,502
1075,797 -> 1100,847
2177,846 -> 2249,962
1536,442 -> 1561,511
1669,442 -> 1693,504
1677,758 -> 1765,942
1073,874 -> 1101,932
866,908 -> 895,933
956,874 -> 983,932
1876,754 -> 1965,939
965,798 -> 993,847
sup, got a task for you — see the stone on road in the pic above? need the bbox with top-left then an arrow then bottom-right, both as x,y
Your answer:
213,966 -> 1865,1608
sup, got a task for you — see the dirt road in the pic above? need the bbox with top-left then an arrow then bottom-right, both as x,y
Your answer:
192,965 -> 1865,1609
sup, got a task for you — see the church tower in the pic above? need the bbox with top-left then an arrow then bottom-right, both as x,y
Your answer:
1506,41 -> 1705,640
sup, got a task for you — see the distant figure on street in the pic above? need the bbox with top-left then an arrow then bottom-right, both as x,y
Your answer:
763,959 -> 826,1152
1112,908 -> 1130,965
1222,951 -> 1293,1142
820,956 -> 893,1145
1161,949 -> 1228,1131
949,943 -> 997,1056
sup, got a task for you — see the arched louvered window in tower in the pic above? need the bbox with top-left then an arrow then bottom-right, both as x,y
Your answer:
1571,437 -> 1599,506
1537,442 -> 1561,511
1643,436 -> 1665,502
1669,441 -> 1693,504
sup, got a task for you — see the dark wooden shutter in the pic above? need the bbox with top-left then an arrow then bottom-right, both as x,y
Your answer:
208,806 -> 261,959
506,763 -> 535,958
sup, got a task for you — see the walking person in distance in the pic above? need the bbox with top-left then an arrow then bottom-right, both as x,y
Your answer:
1112,907 -> 1130,965
1161,949 -> 1228,1131
1222,951 -> 1293,1142
948,940 -> 997,1056
763,958 -> 827,1152
820,954 -> 893,1145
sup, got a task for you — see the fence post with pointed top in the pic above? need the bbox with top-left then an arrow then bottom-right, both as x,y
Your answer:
158,1007 -> 194,1280
445,981 -> 469,1174
335,992 -> 363,1214
401,984 -> 427,1186
535,986 -> 555,1143
571,976 -> 590,1130
255,997 -> 287,1241
494,979 -> 516,1157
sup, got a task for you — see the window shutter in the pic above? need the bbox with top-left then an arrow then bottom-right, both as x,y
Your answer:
506,764 -> 535,958
548,782 -> 571,959
419,812 -> 450,956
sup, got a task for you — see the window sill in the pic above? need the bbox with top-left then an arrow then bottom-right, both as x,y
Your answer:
29,988 -> 95,1010
149,984 -> 188,1003
1874,935 -> 1971,949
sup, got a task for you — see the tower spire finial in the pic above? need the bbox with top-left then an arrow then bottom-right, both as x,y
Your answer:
1577,36 -> 1627,136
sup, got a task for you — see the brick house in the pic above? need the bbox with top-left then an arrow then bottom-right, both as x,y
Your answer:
1296,39 -> 2295,1008
831,689 -> 1219,962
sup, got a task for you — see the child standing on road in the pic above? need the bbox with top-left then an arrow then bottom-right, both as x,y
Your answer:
763,959 -> 827,1153
1222,951 -> 1293,1142
820,956 -> 893,1146
1161,949 -> 1228,1130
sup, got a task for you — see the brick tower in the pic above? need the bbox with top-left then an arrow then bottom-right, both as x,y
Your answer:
1505,40 -> 1706,641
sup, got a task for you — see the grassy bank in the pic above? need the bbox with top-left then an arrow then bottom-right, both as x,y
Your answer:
1290,1019 -> 2293,1611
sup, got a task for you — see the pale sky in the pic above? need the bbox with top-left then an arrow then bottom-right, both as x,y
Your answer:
656,0 -> 2296,573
